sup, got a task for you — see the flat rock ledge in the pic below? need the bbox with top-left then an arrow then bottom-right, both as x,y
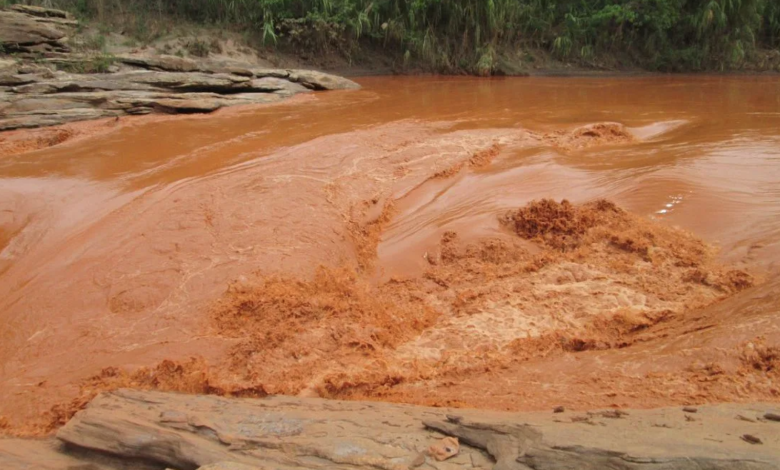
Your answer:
0,6 -> 359,130
1,389 -> 779,470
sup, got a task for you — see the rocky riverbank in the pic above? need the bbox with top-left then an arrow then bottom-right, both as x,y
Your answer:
2,389 -> 779,469
0,5 -> 359,131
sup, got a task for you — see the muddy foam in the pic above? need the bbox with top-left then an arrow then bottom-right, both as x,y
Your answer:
26,197 -> 760,431
541,122 -> 636,151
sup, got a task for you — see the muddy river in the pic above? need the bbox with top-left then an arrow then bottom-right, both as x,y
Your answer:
1,76 -> 779,433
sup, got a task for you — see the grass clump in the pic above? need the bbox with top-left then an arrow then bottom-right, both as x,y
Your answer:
57,53 -> 116,73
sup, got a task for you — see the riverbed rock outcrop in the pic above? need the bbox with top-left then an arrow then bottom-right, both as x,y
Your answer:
0,6 -> 360,130
0,5 -> 74,55
1,389 -> 778,470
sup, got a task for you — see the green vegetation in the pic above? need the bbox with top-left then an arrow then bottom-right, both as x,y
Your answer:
77,32 -> 108,52
57,53 -> 116,73
15,0 -> 780,72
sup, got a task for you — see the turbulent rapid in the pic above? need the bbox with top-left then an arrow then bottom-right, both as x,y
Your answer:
1,76 -> 779,434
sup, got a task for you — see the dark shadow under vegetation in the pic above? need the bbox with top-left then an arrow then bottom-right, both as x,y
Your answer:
6,0 -> 780,73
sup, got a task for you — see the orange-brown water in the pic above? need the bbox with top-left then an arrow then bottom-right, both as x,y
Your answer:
1,76 -> 780,433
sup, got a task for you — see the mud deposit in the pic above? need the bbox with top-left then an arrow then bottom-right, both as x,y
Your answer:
1,76 -> 780,434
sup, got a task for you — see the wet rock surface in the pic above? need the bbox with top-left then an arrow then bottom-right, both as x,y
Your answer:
0,6 -> 359,130
3,389 -> 778,470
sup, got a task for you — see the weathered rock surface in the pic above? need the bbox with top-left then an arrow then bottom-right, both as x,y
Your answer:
0,6 -> 72,54
424,418 -> 776,470
8,5 -> 72,20
288,69 -> 362,90
0,65 -> 357,130
3,389 -> 777,470
0,437 -> 152,470
0,7 -> 360,130
0,63 -> 361,129
118,55 -> 360,90
117,55 -> 203,73
0,58 -> 17,74
197,463 -> 263,470
0,86 -> 291,130
0,439 -> 109,470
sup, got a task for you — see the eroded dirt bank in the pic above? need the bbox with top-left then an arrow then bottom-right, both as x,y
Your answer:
1,76 -> 780,436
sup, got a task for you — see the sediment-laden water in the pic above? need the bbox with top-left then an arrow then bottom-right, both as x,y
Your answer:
1,76 -> 779,433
